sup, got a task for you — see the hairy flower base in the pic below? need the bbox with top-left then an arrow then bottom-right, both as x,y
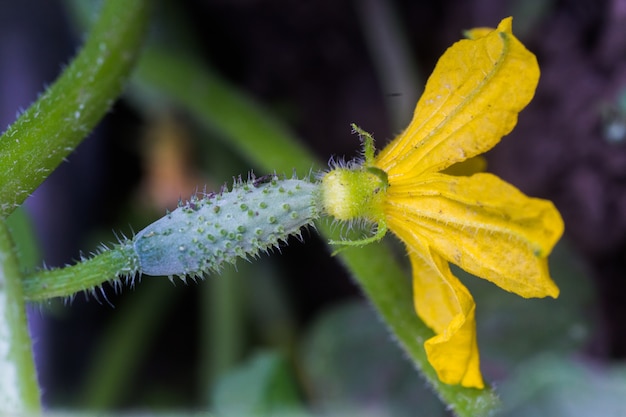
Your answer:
320,17 -> 564,388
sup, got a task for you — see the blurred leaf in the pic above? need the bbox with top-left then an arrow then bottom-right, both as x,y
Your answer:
497,355 -> 626,417
509,0 -> 555,37
212,350 -> 304,416
300,300 -> 447,417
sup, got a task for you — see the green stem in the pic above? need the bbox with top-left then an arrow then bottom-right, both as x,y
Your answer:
0,222 -> 40,413
22,243 -> 139,301
0,0 -> 151,219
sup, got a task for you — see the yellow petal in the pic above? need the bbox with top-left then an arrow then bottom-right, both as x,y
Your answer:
386,172 -> 562,298
375,17 -> 539,179
407,240 -> 484,388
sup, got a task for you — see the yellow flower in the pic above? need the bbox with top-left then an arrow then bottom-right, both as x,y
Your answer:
320,17 -> 563,389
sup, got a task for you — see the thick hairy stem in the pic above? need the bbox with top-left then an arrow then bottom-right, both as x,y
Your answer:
0,0 -> 151,218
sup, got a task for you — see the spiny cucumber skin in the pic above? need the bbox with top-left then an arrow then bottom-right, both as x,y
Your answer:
133,177 -> 320,277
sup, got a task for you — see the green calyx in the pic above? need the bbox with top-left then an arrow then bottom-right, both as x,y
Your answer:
320,166 -> 388,222
320,124 -> 388,224
133,176 -> 321,278
319,124 -> 390,249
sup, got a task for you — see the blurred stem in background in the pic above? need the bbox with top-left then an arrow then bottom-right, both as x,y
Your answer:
355,0 -> 422,130
203,267 -> 246,399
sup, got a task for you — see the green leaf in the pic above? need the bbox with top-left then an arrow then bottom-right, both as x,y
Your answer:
212,351 -> 304,416
497,355 -> 626,417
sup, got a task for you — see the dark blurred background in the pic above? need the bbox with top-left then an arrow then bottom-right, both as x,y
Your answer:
2,0 -> 626,414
